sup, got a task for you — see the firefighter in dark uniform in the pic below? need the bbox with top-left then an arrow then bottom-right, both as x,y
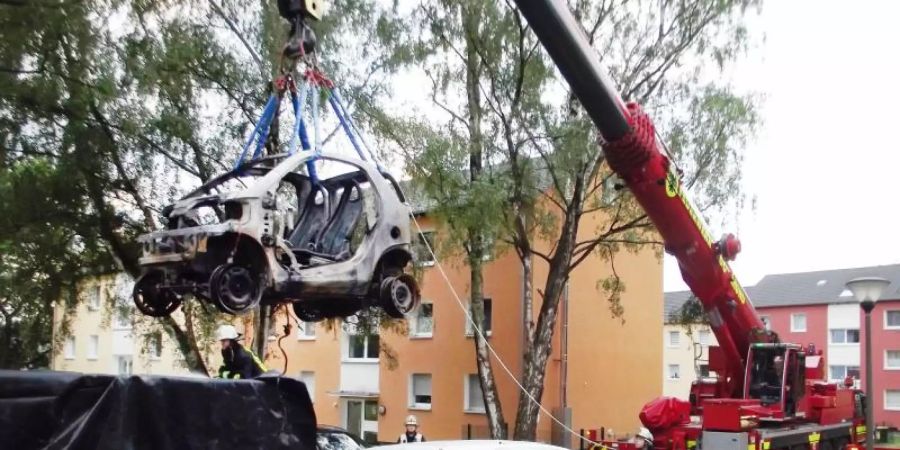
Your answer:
397,415 -> 426,443
215,324 -> 268,379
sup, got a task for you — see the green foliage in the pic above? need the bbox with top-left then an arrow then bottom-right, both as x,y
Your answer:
372,0 -> 764,439
0,0 -> 404,370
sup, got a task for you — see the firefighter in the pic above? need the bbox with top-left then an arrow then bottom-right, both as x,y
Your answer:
215,324 -> 267,379
634,427 -> 653,449
397,415 -> 426,443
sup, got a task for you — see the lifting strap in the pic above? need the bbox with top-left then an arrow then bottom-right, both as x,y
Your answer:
231,68 -> 389,185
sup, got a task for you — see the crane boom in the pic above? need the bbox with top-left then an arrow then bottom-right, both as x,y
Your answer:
512,0 -> 768,397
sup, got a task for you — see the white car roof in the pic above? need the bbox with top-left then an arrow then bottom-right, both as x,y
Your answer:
372,440 -> 569,450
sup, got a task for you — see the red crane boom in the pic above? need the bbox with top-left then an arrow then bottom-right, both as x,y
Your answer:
511,3 -> 871,450
511,0 -> 766,398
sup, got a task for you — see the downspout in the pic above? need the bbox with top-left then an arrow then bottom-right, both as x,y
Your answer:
521,256 -> 528,376
561,281 -> 569,408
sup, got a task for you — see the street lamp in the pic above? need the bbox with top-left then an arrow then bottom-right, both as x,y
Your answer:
846,276 -> 890,450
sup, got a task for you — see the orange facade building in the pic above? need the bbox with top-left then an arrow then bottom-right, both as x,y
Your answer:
268,210 -> 663,446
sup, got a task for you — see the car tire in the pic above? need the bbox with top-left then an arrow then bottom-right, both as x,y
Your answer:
133,270 -> 182,317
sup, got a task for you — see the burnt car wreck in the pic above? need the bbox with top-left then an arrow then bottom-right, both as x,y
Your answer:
133,151 -> 420,321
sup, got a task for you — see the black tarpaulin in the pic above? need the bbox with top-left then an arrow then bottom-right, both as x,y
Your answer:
0,370 -> 317,450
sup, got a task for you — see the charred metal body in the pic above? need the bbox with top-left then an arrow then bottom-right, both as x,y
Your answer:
134,151 -> 419,320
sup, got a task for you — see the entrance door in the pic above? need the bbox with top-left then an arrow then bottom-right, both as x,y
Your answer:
346,400 -> 363,437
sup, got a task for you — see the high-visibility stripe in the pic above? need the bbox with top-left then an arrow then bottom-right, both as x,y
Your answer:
249,350 -> 268,373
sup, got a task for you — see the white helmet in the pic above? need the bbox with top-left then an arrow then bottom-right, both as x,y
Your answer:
637,427 -> 653,443
405,415 -> 418,426
216,324 -> 239,341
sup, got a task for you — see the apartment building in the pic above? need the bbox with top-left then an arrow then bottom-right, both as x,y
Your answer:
663,264 -> 900,427
51,273 -> 193,377
661,291 -> 718,399
271,210 -> 664,445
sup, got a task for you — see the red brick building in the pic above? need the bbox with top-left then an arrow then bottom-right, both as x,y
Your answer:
666,264 -> 900,426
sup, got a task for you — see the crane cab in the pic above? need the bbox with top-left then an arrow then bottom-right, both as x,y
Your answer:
744,343 -> 806,418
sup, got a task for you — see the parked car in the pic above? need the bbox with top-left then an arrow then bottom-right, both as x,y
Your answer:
317,425 -> 370,450
371,440 -> 570,450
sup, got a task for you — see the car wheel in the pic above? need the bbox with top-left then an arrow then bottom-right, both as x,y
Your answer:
380,273 -> 420,318
133,270 -> 182,317
293,302 -> 326,322
210,263 -> 262,315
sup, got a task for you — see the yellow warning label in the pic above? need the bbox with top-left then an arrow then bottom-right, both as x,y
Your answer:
808,432 -> 821,444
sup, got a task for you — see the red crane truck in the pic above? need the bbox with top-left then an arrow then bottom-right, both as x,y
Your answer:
510,1 -> 871,449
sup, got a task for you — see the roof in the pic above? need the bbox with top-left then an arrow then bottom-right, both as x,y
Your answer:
663,290 -> 697,322
663,264 -> 900,316
750,264 -> 900,308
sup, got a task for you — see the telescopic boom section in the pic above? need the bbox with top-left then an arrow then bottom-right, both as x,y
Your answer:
513,0 -> 767,397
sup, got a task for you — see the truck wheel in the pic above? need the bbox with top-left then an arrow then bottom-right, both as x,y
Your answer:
133,271 -> 182,317
380,274 -> 420,318
210,264 -> 262,315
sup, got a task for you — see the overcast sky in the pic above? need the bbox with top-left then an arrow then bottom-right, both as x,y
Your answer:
664,0 -> 900,292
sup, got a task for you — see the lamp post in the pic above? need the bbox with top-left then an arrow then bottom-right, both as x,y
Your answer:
846,276 -> 890,450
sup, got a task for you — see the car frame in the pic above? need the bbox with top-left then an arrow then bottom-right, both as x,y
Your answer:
132,150 -> 420,320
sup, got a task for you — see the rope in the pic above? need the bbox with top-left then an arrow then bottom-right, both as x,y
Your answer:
405,214 -> 612,448
278,304 -> 291,375
326,91 -> 368,162
288,88 -> 303,155
312,85 -> 322,155
330,89 -> 385,173
252,94 -> 280,161
234,94 -> 278,170
289,81 -> 320,183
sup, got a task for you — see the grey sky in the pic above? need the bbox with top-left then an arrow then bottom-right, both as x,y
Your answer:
664,0 -> 900,291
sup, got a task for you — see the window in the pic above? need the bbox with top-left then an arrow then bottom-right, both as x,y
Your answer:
887,390 -> 900,411
667,364 -> 680,380
116,356 -> 133,375
413,232 -> 436,267
698,330 -> 711,346
149,333 -> 162,360
465,374 -> 486,413
760,315 -> 772,330
87,335 -> 99,360
298,321 -> 316,340
114,307 -> 132,329
667,331 -> 680,347
886,310 -> 900,330
698,364 -> 710,377
829,365 -> 861,381
411,303 -> 433,338
87,285 -> 101,311
364,400 -> 378,421
465,299 -> 492,336
410,374 -> 432,409
886,350 -> 900,370
348,333 -> 380,360
64,336 -> 76,360
300,371 -> 316,403
830,329 -> 860,344
791,313 -> 807,332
